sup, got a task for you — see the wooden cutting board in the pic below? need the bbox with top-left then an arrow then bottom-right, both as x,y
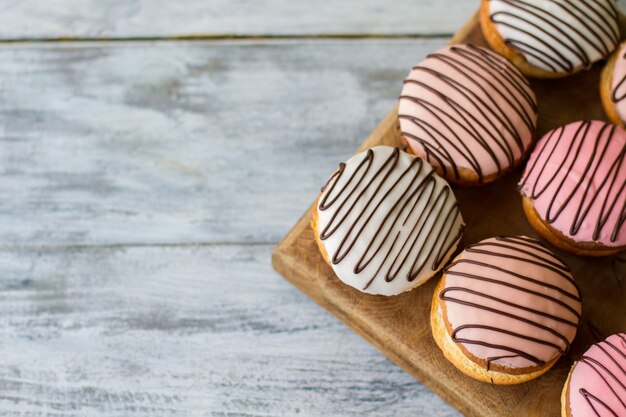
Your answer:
271,11 -> 626,417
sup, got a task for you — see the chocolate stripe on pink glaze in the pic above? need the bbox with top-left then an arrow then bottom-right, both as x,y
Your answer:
398,44 -> 537,184
611,43 -> 626,124
519,120 -> 626,247
488,0 -> 620,73
568,333 -> 626,417
439,236 -> 582,370
317,146 -> 465,296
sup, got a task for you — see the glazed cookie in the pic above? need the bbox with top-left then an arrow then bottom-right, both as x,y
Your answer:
311,146 -> 465,296
519,120 -> 626,256
601,41 -> 626,127
398,44 -> 537,186
481,0 -> 620,78
431,236 -> 582,384
561,333 -> 626,417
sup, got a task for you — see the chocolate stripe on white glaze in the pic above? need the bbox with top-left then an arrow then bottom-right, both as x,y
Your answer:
398,44 -> 537,184
317,146 -> 464,296
568,333 -> 626,417
488,0 -> 620,73
519,120 -> 626,247
439,236 -> 582,370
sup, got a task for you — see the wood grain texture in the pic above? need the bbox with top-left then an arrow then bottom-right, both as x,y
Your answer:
0,36 -> 465,415
0,0 -> 475,39
0,38 -> 447,247
0,244 -> 460,417
273,14 -> 626,417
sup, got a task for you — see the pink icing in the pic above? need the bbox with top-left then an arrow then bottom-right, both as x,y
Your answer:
398,44 -> 537,183
519,120 -> 626,247
568,333 -> 626,417
442,236 -> 581,370
611,42 -> 626,125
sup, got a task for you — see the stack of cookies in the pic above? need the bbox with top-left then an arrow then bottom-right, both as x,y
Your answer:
311,1 -> 626,415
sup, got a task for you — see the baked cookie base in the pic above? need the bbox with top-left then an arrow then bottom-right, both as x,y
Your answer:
430,272 -> 558,385
561,366 -> 574,417
522,196 -> 625,257
600,46 -> 625,127
479,0 -> 584,79
401,134 -> 521,187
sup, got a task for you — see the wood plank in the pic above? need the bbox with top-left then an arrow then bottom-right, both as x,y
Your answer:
0,38 -> 447,247
0,244 -> 459,416
272,13 -> 626,417
0,1 -> 476,39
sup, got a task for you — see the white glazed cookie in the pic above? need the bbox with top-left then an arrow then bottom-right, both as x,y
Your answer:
315,146 -> 465,296
487,0 -> 620,74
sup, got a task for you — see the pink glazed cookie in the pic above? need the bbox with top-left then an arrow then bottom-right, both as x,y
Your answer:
431,236 -> 582,384
562,333 -> 626,417
519,120 -> 626,256
398,44 -> 538,186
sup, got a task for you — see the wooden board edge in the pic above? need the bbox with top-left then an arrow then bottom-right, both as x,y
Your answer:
272,208 -> 485,417
450,11 -> 479,44
270,9 -> 491,417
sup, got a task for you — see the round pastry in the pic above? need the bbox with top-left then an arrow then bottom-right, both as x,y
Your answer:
398,44 -> 537,186
601,41 -> 626,128
481,0 -> 621,78
561,333 -> 626,417
311,146 -> 465,296
431,236 -> 582,384
518,120 -> 626,256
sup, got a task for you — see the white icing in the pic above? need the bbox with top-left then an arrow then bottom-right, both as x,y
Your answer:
488,0 -> 620,73
316,146 -> 464,296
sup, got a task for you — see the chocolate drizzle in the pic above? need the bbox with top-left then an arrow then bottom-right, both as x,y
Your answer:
519,120 -> 626,244
575,333 -> 626,417
440,236 -> 582,369
398,44 -> 537,184
488,0 -> 620,73
318,146 -> 464,293
612,46 -> 626,106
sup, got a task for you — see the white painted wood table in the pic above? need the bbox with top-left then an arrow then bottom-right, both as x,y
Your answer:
1,1 -> 592,415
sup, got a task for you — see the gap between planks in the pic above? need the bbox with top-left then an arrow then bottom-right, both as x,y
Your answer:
0,33 -> 454,44
0,242 -> 277,251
